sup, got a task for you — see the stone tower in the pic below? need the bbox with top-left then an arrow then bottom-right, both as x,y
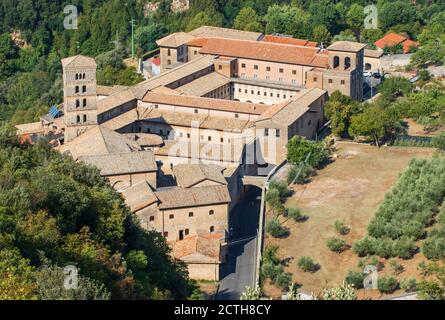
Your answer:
61,55 -> 98,142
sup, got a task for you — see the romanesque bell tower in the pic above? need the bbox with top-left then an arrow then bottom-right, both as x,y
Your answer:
61,55 -> 98,142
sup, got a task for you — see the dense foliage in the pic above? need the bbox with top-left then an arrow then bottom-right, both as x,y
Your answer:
0,131 -> 194,299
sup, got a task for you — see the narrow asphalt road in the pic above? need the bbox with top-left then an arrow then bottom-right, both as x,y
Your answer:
216,187 -> 261,300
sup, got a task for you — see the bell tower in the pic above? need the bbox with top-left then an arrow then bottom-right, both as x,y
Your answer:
61,55 -> 98,142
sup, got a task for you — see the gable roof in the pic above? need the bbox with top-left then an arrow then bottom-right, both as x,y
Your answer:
188,26 -> 263,41
262,35 -> 318,47
156,32 -> 195,48
173,164 -> 227,188
155,185 -> 231,210
58,125 -> 141,160
374,33 -> 418,53
199,38 -> 329,67
255,88 -> 326,125
142,91 -> 267,115
327,41 -> 367,52
79,151 -> 157,176
61,55 -> 96,69
172,234 -> 223,263
121,181 -> 158,212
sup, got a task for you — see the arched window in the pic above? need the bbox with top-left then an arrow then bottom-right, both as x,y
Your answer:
82,85 -> 86,93
75,74 -> 79,80
82,73 -> 86,79
345,57 -> 351,69
83,114 -> 87,122
75,86 -> 79,94
76,99 -> 80,108
76,115 -> 80,123
210,226 -> 215,233
83,99 -> 87,107
333,56 -> 340,68
365,63 -> 372,71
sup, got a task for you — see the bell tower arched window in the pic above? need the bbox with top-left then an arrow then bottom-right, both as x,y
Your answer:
345,57 -> 351,70
333,56 -> 340,69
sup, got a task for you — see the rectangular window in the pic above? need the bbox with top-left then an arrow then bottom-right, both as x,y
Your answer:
313,77 -> 318,82
164,232 -> 168,237
188,212 -> 194,217
194,109 -> 199,114
292,70 -> 297,75
194,50 -> 198,55
279,68 -> 284,73
341,80 -> 345,85
264,128 -> 269,136
254,65 -> 258,70
241,63 -> 246,68
149,216 -> 155,221
235,114 -> 239,118
185,229 -> 189,236
209,210 -> 214,215
328,79 -> 333,84
276,129 -> 281,138
169,214 -> 174,220
266,66 -> 271,72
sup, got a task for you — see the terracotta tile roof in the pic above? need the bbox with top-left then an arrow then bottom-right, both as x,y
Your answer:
61,55 -> 96,69
154,139 -> 250,163
375,33 -> 408,49
139,108 -> 251,132
199,38 -> 328,67
156,32 -> 195,47
364,49 -> 384,58
255,88 -> 326,125
188,26 -> 263,41
187,38 -> 208,47
79,151 -> 157,176
58,125 -> 141,160
327,41 -> 367,52
402,39 -> 419,53
175,72 -> 231,96
97,85 -> 130,97
123,133 -> 164,147
262,35 -> 318,47
142,92 -> 267,115
172,234 -> 223,263
15,122 -> 44,135
173,163 -> 227,188
121,181 -> 158,212
130,55 -> 216,99
155,185 -> 231,210
97,87 -> 138,114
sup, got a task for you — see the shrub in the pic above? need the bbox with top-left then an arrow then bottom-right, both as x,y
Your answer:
287,163 -> 314,185
422,237 -> 445,260
377,276 -> 399,294
265,218 -> 289,238
326,237 -> 347,253
287,136 -> 331,168
400,278 -> 417,293
265,188 -> 281,208
353,237 -> 376,257
269,180 -> 292,200
335,220 -> 350,235
393,237 -> 417,259
275,272 -> 292,290
389,259 -> 404,275
297,256 -> 319,273
432,132 -> 445,151
261,261 -> 283,282
345,270 -> 364,289
286,207 -> 306,222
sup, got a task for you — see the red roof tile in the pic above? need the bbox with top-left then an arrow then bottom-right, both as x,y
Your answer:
200,38 -> 328,67
262,35 -> 318,47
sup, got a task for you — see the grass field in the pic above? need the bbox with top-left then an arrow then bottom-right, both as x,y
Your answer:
264,142 -> 435,299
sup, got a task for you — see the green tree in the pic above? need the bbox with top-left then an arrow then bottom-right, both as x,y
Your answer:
233,7 -> 262,32
311,25 -> 332,46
